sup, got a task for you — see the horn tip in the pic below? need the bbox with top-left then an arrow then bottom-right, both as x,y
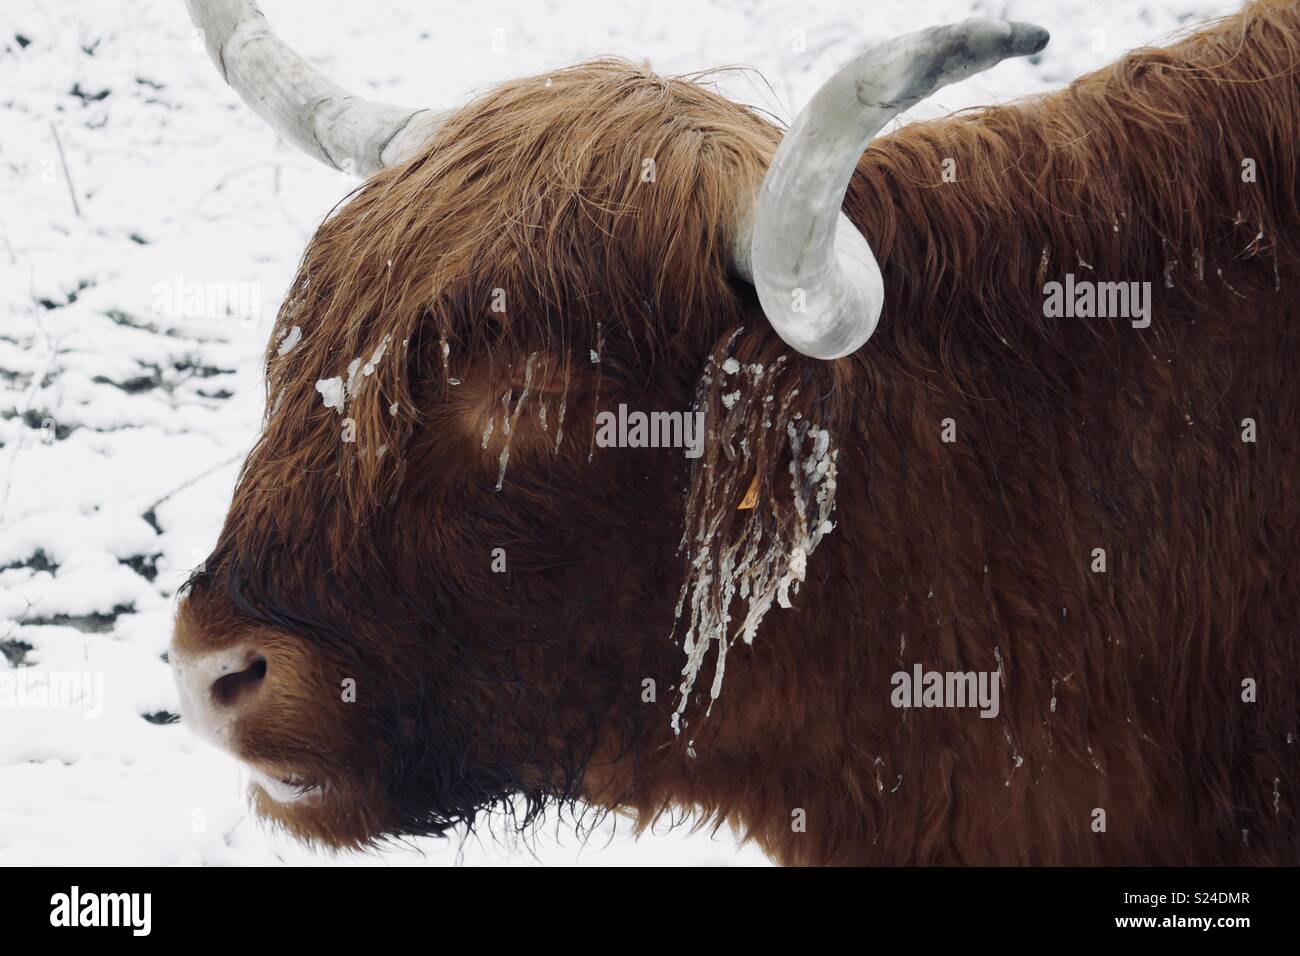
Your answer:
1006,22 -> 1051,57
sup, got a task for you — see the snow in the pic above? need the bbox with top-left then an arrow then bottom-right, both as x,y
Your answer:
314,375 -> 345,412
0,0 -> 1234,866
275,324 -> 301,356
360,334 -> 390,377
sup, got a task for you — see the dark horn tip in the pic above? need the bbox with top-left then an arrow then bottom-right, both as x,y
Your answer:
1007,22 -> 1051,57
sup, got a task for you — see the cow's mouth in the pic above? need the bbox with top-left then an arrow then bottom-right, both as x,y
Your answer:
249,767 -> 324,806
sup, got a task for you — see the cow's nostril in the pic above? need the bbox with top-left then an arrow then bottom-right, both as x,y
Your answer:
210,655 -> 268,708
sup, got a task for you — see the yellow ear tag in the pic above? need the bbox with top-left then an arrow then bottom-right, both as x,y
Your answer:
738,474 -> 759,510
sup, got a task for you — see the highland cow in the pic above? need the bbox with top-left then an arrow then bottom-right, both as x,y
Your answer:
171,0 -> 1300,864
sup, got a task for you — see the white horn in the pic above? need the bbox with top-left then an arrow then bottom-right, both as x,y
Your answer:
738,20 -> 1050,359
186,0 -> 448,177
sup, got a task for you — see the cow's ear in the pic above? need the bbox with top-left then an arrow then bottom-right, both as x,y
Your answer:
686,327 -> 839,514
670,328 -> 842,712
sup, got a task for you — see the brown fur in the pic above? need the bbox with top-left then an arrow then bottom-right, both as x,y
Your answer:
174,0 -> 1300,863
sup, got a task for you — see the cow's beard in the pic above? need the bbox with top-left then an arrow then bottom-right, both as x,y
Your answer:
242,687 -> 609,850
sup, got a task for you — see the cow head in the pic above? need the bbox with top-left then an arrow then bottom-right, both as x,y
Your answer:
171,0 -> 1047,847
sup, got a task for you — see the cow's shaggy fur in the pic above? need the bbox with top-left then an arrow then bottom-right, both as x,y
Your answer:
174,0 -> 1300,863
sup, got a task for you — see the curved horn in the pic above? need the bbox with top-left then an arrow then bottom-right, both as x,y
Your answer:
186,0 -> 447,177
737,20 -> 1050,359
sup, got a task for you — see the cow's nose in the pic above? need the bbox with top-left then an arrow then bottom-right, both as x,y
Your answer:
171,646 -> 269,749
210,653 -> 268,707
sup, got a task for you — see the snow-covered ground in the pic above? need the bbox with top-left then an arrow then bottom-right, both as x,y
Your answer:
0,0 -> 1235,866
